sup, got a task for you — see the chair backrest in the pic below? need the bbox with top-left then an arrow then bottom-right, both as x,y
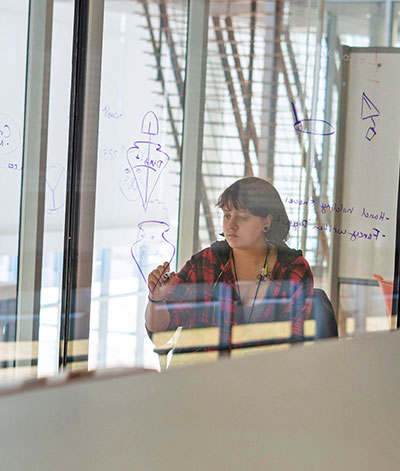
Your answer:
309,288 -> 338,339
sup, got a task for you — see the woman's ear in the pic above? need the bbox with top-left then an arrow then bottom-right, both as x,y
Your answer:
263,214 -> 273,229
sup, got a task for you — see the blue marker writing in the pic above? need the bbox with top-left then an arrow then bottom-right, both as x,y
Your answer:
291,102 -> 335,136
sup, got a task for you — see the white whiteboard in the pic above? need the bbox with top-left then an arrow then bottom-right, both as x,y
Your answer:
334,47 -> 400,281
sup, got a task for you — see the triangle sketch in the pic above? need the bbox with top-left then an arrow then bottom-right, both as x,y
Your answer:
361,92 -> 380,120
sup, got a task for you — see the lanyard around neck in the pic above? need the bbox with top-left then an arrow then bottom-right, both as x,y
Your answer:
231,248 -> 269,323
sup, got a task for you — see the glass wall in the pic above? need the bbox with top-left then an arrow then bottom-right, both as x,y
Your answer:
88,0 -> 188,371
0,0 -> 399,380
150,0 -> 400,368
38,0 -> 74,377
0,0 -> 73,380
0,1 -> 29,378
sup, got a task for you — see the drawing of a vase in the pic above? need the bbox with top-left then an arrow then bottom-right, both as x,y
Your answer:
131,220 -> 176,290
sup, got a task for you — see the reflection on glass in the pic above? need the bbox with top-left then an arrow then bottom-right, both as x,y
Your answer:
89,0 -> 188,372
149,281 -> 339,370
38,0 -> 74,378
0,1 -> 74,381
1,0 -> 398,382
0,1 -> 29,381
146,177 -> 325,369
90,0 -> 398,373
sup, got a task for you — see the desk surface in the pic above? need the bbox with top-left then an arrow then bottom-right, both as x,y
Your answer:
0,331 -> 399,470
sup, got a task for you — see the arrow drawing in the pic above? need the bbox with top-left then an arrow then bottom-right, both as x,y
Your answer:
360,93 -> 380,142
126,111 -> 169,211
360,92 -> 380,120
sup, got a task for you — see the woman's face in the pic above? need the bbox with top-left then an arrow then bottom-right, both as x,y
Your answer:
222,206 -> 272,250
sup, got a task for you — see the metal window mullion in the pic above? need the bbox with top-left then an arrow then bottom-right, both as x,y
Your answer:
329,46 -> 350,321
16,0 -> 54,366
259,0 -> 282,182
60,0 -> 104,368
384,0 -> 394,47
317,13 -> 337,268
177,0 -> 210,266
393,151 -> 400,329
301,0 -> 326,254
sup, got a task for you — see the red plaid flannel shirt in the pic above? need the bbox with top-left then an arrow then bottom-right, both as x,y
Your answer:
165,240 -> 313,339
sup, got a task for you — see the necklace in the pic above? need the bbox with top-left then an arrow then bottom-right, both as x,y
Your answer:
231,247 -> 269,323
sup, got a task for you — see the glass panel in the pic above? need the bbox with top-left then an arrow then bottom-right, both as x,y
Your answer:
144,0 -> 399,369
151,280 -> 317,370
2,0 -> 398,379
0,1 -> 29,380
394,2 -> 400,46
327,2 -> 386,46
89,0 -> 188,371
38,0 -> 74,377
0,0 -> 74,382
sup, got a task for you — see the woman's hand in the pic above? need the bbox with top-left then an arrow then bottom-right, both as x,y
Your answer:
147,261 -> 176,302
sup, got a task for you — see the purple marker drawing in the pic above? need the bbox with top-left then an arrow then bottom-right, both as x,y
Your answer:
0,113 -> 20,155
119,165 -> 140,202
360,92 -> 380,142
45,163 -> 66,214
291,102 -> 335,136
360,92 -> 380,120
290,219 -> 385,242
131,220 -> 176,291
118,144 -> 141,202
1,125 -> 10,139
126,111 -> 169,211
291,101 -> 299,124
7,162 -> 22,171
360,207 -> 388,221
365,127 -> 376,142
102,105 -> 123,120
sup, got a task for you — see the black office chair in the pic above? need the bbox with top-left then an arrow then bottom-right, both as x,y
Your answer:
308,288 -> 338,339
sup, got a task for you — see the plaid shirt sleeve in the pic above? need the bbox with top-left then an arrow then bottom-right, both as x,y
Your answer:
287,256 -> 314,338
165,248 -> 218,330
164,247 -> 313,339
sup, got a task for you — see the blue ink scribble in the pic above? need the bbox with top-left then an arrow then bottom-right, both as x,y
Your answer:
290,219 -> 385,242
0,113 -> 20,155
361,92 -> 380,142
46,163 -> 66,214
102,105 -> 123,120
7,162 -> 22,171
291,102 -> 335,136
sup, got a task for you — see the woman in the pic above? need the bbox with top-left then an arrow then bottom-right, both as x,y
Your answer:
145,177 -> 313,340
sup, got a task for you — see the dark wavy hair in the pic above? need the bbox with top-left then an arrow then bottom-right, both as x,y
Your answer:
216,177 -> 290,245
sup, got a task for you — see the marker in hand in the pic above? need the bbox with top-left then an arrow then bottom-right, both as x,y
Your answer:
148,261 -> 176,302
162,272 -> 170,283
